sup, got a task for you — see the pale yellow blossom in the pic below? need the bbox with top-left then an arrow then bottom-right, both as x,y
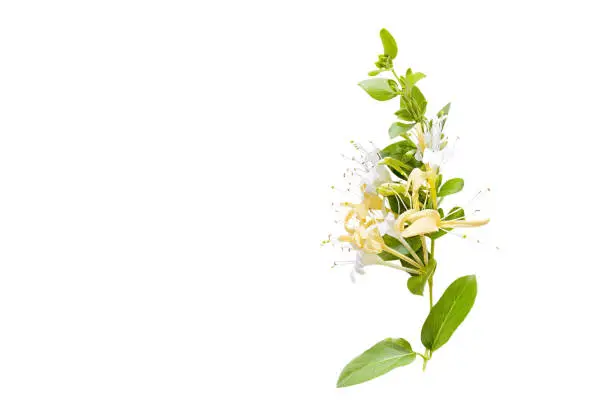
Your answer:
396,209 -> 489,238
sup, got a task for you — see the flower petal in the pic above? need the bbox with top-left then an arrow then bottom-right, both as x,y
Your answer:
401,215 -> 439,237
441,218 -> 490,229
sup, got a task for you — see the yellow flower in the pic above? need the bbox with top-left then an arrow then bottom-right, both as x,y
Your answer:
406,168 -> 429,210
396,209 -> 489,238
339,225 -> 385,254
341,192 -> 383,221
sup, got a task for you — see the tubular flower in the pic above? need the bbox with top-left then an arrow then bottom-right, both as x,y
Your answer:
342,142 -> 391,197
412,116 -> 452,170
396,209 -> 490,238
339,225 -> 385,254
406,168 -> 429,210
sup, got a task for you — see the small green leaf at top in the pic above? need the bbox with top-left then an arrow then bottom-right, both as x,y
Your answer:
388,122 -> 416,139
337,338 -> 416,388
438,178 -> 464,197
405,68 -> 426,88
358,78 -> 399,101
379,28 -> 398,59
407,259 -> 437,296
421,275 -> 477,352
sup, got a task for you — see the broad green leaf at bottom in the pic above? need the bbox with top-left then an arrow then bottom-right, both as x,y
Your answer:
337,338 -> 416,387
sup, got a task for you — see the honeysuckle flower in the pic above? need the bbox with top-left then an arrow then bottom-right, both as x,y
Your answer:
342,192 -> 384,222
339,205 -> 424,270
377,211 -> 425,268
396,209 -> 489,238
347,142 -> 392,194
361,164 -> 392,194
406,168 -> 430,210
376,212 -> 399,238
350,251 -> 381,281
333,249 -> 421,283
339,225 -> 385,254
412,116 -> 453,169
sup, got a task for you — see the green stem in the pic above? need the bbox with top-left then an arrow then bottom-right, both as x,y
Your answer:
391,68 -> 402,84
428,240 -> 435,309
419,350 -> 431,371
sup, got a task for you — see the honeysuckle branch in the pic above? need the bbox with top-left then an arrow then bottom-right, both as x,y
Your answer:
332,28 -> 490,388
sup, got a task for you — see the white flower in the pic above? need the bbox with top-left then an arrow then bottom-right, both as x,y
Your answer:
351,251 -> 381,282
422,149 -> 446,168
361,164 -> 391,194
376,212 -> 400,238
342,142 -> 391,197
413,116 -> 454,169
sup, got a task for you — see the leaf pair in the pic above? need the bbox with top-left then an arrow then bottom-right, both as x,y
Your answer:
337,275 -> 477,387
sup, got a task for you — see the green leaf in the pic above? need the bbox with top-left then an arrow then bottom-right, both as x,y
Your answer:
386,194 -> 411,214
379,157 -> 412,179
437,102 -> 451,118
436,174 -> 443,190
358,78 -> 399,101
438,178 -> 464,197
429,207 -> 464,239
368,70 -> 381,77
379,28 -> 398,59
421,275 -> 477,352
405,69 -> 426,88
381,139 -> 417,155
407,259 -> 437,296
376,182 -> 405,197
337,338 -> 416,387
380,140 -> 422,179
411,86 -> 427,116
388,122 -> 415,139
394,109 -> 416,122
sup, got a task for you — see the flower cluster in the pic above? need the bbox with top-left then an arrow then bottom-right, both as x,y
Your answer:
329,29 -> 492,388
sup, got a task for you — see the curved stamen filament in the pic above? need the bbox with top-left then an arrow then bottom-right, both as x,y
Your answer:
382,245 -> 422,271
380,260 -> 421,275
396,235 -> 424,267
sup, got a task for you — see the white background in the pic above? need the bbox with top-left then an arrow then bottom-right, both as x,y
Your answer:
1,0 -> 611,406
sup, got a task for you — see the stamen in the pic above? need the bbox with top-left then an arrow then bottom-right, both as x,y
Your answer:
441,229 -> 500,250
397,235 -> 425,267
380,260 -> 420,275
391,191 -> 410,212
381,245 -> 422,270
